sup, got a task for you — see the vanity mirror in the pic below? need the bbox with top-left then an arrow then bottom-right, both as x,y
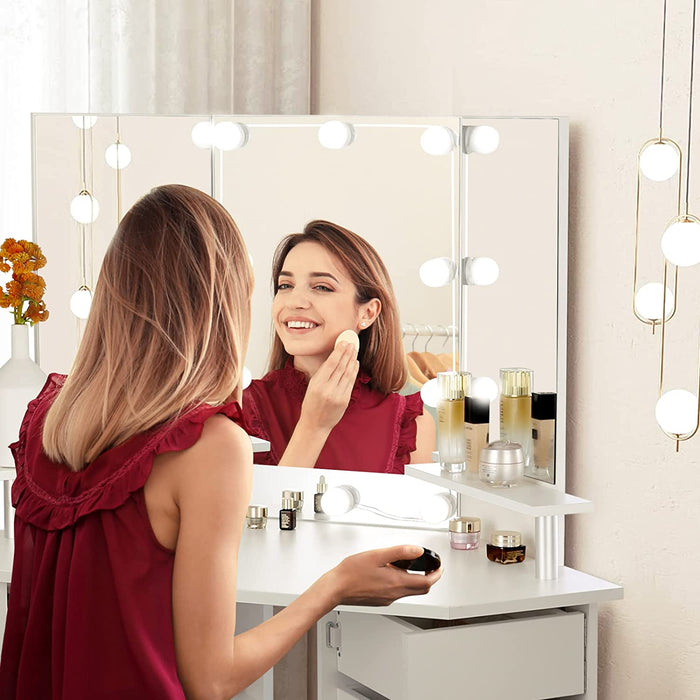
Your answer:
30,114 -> 566,485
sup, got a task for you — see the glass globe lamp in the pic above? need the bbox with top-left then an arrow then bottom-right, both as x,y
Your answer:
214,121 -> 249,151
634,282 -> 674,322
661,215 -> 700,267
105,142 -> 132,170
69,286 -> 92,320
70,191 -> 100,224
639,140 -> 680,182
471,376 -> 499,402
419,257 -> 456,287
191,121 -> 214,149
656,389 -> 698,437
465,257 -> 499,285
420,378 -> 440,408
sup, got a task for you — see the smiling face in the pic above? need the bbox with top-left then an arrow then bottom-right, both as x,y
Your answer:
272,241 -> 378,375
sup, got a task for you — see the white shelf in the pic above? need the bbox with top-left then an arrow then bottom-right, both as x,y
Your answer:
405,463 -> 593,517
250,436 -> 270,453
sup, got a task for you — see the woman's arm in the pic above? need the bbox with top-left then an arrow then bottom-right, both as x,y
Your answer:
409,410 -> 437,464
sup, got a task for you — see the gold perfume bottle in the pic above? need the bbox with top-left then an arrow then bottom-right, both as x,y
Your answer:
437,371 -> 470,473
499,368 -> 533,468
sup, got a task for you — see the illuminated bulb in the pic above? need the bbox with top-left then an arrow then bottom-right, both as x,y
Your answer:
655,389 -> 698,437
639,141 -> 680,182
242,366 -> 252,390
419,492 -> 456,523
320,485 -> 360,516
214,121 -> 249,150
465,257 -> 499,285
69,287 -> 92,319
72,115 -> 98,129
420,126 -> 456,156
634,282 -> 674,322
420,378 -> 440,408
318,121 -> 355,149
471,376 -> 499,402
465,125 -> 500,154
661,216 -> 700,267
191,121 -> 214,149
70,191 -> 100,224
104,142 -> 132,169
419,257 -> 456,287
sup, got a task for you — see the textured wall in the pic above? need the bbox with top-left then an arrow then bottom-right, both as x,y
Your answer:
312,0 -> 700,697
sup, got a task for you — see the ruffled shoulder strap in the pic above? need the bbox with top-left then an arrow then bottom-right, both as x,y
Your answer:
11,379 -> 248,531
391,390 -> 425,470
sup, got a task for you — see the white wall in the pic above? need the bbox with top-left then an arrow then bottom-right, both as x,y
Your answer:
311,0 -> 700,697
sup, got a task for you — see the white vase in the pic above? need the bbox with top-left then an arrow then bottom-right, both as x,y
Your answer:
0,324 -> 48,468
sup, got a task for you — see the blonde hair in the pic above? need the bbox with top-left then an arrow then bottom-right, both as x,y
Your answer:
268,220 -> 407,394
43,184 -> 253,471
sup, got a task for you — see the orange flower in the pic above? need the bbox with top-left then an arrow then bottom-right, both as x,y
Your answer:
0,238 -> 49,325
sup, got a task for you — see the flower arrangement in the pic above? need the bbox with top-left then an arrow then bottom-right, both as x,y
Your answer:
0,238 -> 49,325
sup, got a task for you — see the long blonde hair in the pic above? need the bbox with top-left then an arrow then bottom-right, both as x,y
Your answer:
268,220 -> 407,394
43,184 -> 253,471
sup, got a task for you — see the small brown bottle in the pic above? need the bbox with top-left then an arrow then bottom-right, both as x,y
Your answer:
279,497 -> 296,530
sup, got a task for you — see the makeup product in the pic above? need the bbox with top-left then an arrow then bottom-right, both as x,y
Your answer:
499,368 -> 534,467
531,392 -> 557,476
314,475 -> 328,513
335,329 -> 360,355
390,547 -> 441,573
449,517 -> 481,550
245,505 -> 268,529
282,489 -> 304,513
437,371 -> 471,473
486,530 -> 526,564
279,497 -> 296,530
465,397 -> 490,474
478,440 -> 524,487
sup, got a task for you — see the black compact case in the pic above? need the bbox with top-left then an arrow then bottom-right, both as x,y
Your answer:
390,547 -> 441,573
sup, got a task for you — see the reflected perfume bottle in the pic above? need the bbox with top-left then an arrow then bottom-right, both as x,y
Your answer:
437,371 -> 470,473
531,391 -> 557,480
499,368 -> 534,468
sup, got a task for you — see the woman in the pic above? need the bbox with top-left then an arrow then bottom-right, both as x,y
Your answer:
0,186 -> 441,699
244,220 -> 436,472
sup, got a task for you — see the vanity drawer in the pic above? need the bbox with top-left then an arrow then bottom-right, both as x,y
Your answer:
337,609 -> 584,700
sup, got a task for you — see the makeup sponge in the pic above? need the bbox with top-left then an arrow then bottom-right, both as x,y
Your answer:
334,329 -> 360,356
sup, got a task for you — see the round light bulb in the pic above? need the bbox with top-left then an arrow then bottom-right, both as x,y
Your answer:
320,485 -> 360,516
661,217 -> 700,267
70,191 -> 100,224
72,115 -> 98,129
419,257 -> 456,287
655,389 -> 698,437
634,282 -> 674,322
471,376 -> 499,402
242,366 -> 252,390
465,125 -> 500,155
420,126 -> 456,156
191,121 -> 214,149
639,141 -> 680,182
214,121 -> 249,151
318,121 -> 355,149
420,378 -> 440,408
104,142 -> 132,170
465,257 -> 500,285
419,492 -> 456,523
69,287 -> 92,319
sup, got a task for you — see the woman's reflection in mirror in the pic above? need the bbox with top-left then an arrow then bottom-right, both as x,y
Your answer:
243,220 -> 436,471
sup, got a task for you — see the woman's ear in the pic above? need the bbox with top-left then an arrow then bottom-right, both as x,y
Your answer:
358,298 -> 381,330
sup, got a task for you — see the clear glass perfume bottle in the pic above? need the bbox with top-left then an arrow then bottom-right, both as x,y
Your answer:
437,371 -> 470,473
499,368 -> 534,468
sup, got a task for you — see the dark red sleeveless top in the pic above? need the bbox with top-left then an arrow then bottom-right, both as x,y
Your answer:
0,374 -> 245,700
243,362 -> 424,473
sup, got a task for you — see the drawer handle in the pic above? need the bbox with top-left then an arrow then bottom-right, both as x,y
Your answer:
326,620 -> 341,651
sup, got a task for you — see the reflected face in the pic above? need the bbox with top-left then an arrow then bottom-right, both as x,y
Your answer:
273,242 -> 365,365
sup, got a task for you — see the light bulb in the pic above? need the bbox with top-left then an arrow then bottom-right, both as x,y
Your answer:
465,257 -> 499,285
214,121 -> 249,150
70,191 -> 100,224
639,141 -> 680,182
242,366 -> 252,390
318,121 -> 355,149
320,485 -> 360,516
69,287 -> 92,319
104,142 -> 132,170
72,115 -> 98,129
419,257 -> 456,287
191,121 -> 214,149
634,282 -> 674,322
420,378 -> 440,408
465,125 -> 500,154
420,126 -> 456,156
419,492 -> 456,523
661,216 -> 700,267
471,376 -> 499,402
655,389 -> 698,437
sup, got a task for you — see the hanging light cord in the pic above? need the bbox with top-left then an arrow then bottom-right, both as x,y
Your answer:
659,0 -> 669,138
685,0 -> 698,216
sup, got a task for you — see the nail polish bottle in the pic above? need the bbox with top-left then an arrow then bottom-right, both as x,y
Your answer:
279,497 -> 296,530
314,475 -> 327,513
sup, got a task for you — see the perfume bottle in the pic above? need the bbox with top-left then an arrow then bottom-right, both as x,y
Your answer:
437,371 -> 470,473
279,496 -> 296,530
314,475 -> 328,513
465,396 -> 490,474
499,368 -> 534,468
531,392 -> 557,478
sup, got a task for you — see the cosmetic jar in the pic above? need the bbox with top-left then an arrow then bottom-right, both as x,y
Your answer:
282,490 -> 304,513
478,440 -> 524,487
449,517 -> 481,550
245,505 -> 268,530
486,530 -> 526,564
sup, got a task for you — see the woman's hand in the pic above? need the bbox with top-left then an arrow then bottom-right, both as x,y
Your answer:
298,342 -> 360,434
323,544 -> 443,607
